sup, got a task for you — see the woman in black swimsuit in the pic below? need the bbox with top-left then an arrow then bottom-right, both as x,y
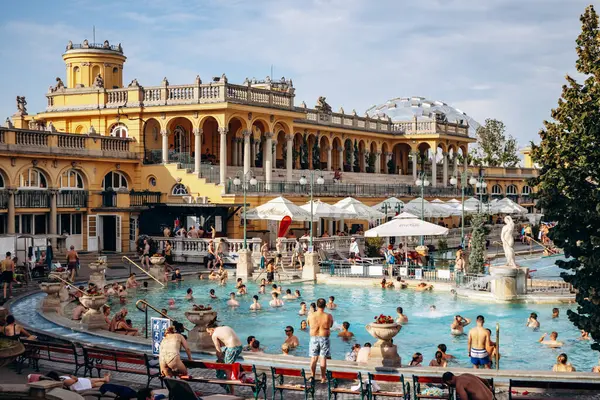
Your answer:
0,315 -> 35,340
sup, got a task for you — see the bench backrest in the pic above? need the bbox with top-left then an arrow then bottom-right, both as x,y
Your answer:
369,373 -> 407,394
22,340 -> 79,363
413,375 -> 451,397
82,346 -> 145,366
329,371 -> 361,381
510,379 -> 600,391
272,367 -> 304,377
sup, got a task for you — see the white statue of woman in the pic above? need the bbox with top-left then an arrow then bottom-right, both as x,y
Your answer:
501,216 -> 517,268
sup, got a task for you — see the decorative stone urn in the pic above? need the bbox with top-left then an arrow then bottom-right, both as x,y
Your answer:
40,282 -> 63,314
48,271 -> 71,302
0,339 -> 25,368
365,322 -> 402,367
150,256 -> 165,265
185,308 -> 218,349
88,261 -> 107,290
79,294 -> 108,330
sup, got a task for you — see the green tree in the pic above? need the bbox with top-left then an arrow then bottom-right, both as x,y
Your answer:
344,141 -> 352,170
365,237 -> 384,257
530,5 -> 600,351
366,152 -> 376,173
468,213 -> 487,274
472,118 -> 520,167
387,157 -> 395,174
312,139 -> 321,169
353,140 -> 360,172
300,133 -> 309,169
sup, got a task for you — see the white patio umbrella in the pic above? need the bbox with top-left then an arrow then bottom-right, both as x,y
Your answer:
446,199 -> 461,205
333,197 -> 385,221
365,212 -> 449,237
405,198 -> 459,218
372,197 -> 404,217
300,199 -> 354,219
490,197 -> 528,214
245,196 -> 318,221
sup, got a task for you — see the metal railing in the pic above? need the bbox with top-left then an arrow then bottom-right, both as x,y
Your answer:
15,190 -> 50,208
129,191 -> 162,206
0,190 -> 8,209
57,190 -> 88,208
122,256 -> 165,287
101,191 -> 117,207
144,149 -> 162,164
135,299 -> 189,339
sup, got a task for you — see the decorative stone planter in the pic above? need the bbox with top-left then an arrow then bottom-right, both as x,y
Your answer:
365,322 -> 402,367
0,339 -> 25,368
88,262 -> 107,290
48,271 -> 71,302
150,256 -> 165,265
40,282 -> 63,314
80,294 -> 108,330
185,308 -> 217,349
149,266 -> 167,282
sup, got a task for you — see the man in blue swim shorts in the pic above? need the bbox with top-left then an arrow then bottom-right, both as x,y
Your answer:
307,298 -> 333,382
467,315 -> 491,369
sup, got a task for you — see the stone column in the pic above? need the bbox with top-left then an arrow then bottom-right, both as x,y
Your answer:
237,139 -> 243,166
49,189 -> 58,249
431,152 -> 437,187
231,138 -> 238,167
326,146 -> 332,171
272,140 -> 278,173
7,189 -> 15,234
254,141 -> 260,168
464,151 -> 468,171
442,152 -> 448,187
286,134 -> 293,181
337,148 -> 343,172
264,132 -> 273,190
386,152 -> 392,174
219,127 -> 228,185
194,128 -> 203,174
303,252 -> 319,282
375,152 -> 381,174
161,129 -> 169,163
244,130 -> 252,176
411,151 -> 418,181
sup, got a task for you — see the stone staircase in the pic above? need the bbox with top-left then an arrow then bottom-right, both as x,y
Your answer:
76,251 -> 138,269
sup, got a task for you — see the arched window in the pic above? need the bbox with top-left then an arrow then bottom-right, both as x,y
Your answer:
19,168 -> 47,189
110,123 -> 128,138
173,125 -> 188,153
102,171 -> 128,190
522,185 -> 532,196
60,169 -> 84,189
171,183 -> 188,196
491,184 -> 503,195
73,66 -> 81,86
112,67 -> 118,74
506,185 -> 518,195
0,173 -> 5,189
475,186 -> 487,195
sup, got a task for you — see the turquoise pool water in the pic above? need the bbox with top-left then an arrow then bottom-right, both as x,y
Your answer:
114,274 -> 597,372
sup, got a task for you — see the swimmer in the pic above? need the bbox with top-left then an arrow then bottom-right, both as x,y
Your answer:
300,320 -> 308,331
271,284 -> 281,294
283,289 -> 296,300
326,296 -> 337,310
269,292 -> 284,307
208,270 -> 219,280
580,330 -> 591,340
227,292 -> 240,307
451,315 -> 471,335
258,284 -> 266,294
526,312 -> 540,329
430,305 -> 437,312
295,290 -> 301,298
552,308 -> 560,319
337,321 -> 354,339
168,298 -> 177,310
394,277 -> 407,289
539,331 -> 563,348
283,325 -> 299,348
396,307 -> 408,324
486,328 -> 500,367
308,302 -> 316,314
249,295 -> 261,311
237,285 -> 247,295
437,343 -> 455,360
236,278 -> 243,289
209,289 -> 217,299
298,302 -> 307,316
140,281 -> 149,291
416,282 -> 433,292
260,278 -> 267,286
185,288 -> 194,301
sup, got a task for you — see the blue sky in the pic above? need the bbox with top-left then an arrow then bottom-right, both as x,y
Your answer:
0,0 -> 596,145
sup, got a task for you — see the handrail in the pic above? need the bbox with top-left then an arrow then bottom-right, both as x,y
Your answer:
122,256 -> 165,287
135,299 -> 191,334
495,323 -> 500,370
48,273 -> 88,295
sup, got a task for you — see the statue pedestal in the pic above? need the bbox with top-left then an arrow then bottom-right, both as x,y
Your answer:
88,262 -> 107,290
80,295 -> 108,330
365,323 -> 402,367
302,253 -> 319,282
490,266 -> 529,301
40,283 -> 63,314
149,266 -> 166,282
236,250 -> 253,279
185,309 -> 218,350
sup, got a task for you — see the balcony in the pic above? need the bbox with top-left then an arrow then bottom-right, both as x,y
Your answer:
101,191 -> 117,208
0,191 -> 8,209
130,190 -> 162,206
57,190 -> 88,208
0,127 -> 137,159
15,190 -> 50,208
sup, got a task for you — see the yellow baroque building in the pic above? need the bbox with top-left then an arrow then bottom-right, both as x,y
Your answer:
0,40 -> 537,252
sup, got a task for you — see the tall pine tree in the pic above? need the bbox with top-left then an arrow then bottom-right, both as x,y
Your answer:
468,213 -> 487,274
531,5 -> 600,351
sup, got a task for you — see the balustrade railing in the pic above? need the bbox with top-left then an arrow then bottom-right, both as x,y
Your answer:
0,130 -> 5,144
16,131 -> 48,147
130,191 -> 162,206
57,190 -> 88,208
57,134 -> 86,149
107,89 -> 128,104
0,191 -> 7,209
100,137 -> 131,152
149,236 -> 262,263
168,86 -> 194,101
101,191 -> 117,207
15,190 -> 49,208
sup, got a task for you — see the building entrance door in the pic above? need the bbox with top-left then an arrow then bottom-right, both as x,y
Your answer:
101,216 -> 117,252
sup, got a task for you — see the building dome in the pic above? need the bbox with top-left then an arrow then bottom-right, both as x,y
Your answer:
365,96 -> 480,135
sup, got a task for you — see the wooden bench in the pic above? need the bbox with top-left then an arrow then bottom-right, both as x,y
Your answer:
412,375 -> 452,400
81,346 -> 161,388
18,339 -> 84,375
367,373 -> 409,399
182,360 -> 266,400
327,370 -> 367,400
509,379 -> 600,400
270,366 -> 315,400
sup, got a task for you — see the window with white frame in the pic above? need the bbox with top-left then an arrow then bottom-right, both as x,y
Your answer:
110,123 -> 128,138
19,168 -> 48,189
506,185 -> 518,195
475,186 -> 487,195
60,169 -> 84,189
103,171 -> 128,190
491,184 -> 503,195
171,183 -> 188,196
522,185 -> 532,196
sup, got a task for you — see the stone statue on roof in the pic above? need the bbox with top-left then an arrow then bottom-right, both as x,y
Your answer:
54,77 -> 65,90
93,73 -> 104,88
66,40 -> 73,50
16,96 -> 27,115
315,96 -> 332,113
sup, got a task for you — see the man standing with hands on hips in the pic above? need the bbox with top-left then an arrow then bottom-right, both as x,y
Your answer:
307,298 -> 333,383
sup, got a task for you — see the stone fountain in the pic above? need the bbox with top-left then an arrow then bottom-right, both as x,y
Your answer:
149,255 -> 166,282
40,282 -> 63,314
48,271 -> 70,302
185,306 -> 217,349
79,294 -> 108,330
88,258 -> 107,289
365,322 -> 402,367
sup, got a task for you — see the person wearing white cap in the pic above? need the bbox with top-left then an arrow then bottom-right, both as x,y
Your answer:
349,237 -> 360,264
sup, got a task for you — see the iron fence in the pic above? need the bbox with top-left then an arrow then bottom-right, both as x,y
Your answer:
130,191 -> 162,206
15,190 -> 49,208
57,190 -> 88,208
101,191 -> 117,207
0,191 -> 7,209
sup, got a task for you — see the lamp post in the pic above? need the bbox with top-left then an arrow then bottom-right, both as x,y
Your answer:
415,172 -> 430,245
450,172 -> 478,247
299,171 -> 324,250
233,170 -> 257,249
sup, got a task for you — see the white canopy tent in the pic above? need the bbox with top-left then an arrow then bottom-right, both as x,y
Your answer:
372,197 -> 405,217
365,212 -> 449,238
405,198 -> 460,218
446,199 -> 461,205
245,196 -> 318,221
333,197 -> 385,221
490,197 -> 528,214
300,199 -> 354,219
